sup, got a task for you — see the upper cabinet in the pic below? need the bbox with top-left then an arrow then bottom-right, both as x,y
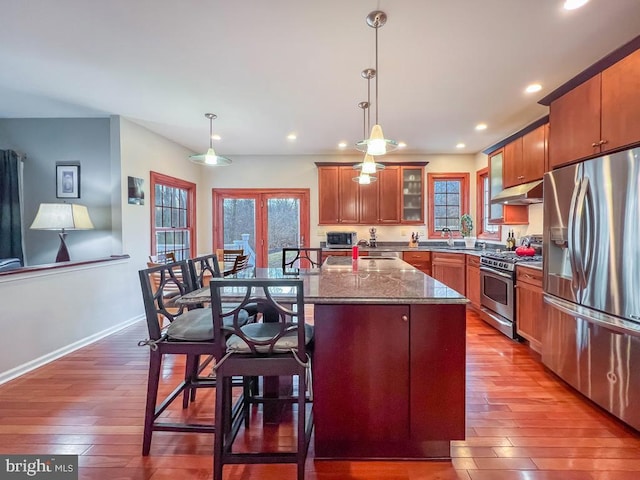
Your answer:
316,163 -> 426,225
549,48 -> 640,168
503,125 -> 546,188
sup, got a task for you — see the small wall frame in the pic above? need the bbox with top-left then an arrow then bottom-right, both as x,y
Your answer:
56,164 -> 80,199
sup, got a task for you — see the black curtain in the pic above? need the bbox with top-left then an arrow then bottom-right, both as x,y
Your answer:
0,149 -> 24,264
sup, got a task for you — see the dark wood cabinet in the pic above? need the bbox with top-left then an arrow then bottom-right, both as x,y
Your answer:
601,48 -> 640,154
516,266 -> 544,353
503,137 -> 523,188
378,166 -> 401,223
318,166 -> 340,224
403,250 -> 431,276
549,75 -> 601,168
317,163 -> 426,225
522,124 -> 546,182
549,48 -> 640,168
431,252 -> 466,295
465,254 -> 481,308
313,302 -> 466,458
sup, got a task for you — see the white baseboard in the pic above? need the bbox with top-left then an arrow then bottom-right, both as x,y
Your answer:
0,315 -> 144,386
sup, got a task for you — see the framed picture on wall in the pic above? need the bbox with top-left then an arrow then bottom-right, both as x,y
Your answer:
56,164 -> 80,198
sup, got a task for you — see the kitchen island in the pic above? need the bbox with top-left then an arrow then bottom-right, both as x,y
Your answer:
178,255 -> 468,459
311,256 -> 467,460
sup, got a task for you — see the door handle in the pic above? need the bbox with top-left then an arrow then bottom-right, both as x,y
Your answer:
401,315 -> 408,322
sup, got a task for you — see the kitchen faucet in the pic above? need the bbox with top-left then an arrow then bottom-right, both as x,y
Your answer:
441,227 -> 454,247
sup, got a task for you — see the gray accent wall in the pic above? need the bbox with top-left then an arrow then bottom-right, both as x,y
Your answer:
0,117 -> 117,265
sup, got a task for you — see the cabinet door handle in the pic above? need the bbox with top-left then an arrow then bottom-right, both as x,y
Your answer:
401,315 -> 408,322
599,139 -> 608,145
592,142 -> 599,148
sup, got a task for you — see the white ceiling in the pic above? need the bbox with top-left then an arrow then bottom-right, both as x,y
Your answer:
1,0 -> 639,157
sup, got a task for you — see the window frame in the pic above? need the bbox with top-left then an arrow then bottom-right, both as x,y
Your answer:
427,172 -> 470,239
476,167 -> 501,240
150,171 -> 197,261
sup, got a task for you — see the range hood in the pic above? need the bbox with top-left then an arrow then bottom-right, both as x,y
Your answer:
491,180 -> 543,205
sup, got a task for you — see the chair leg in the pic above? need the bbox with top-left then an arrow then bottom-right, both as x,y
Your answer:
183,354 -> 198,408
142,350 -> 162,456
297,372 -> 307,480
213,374 -> 228,480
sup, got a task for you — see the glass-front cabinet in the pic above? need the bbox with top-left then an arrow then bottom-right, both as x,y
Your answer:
401,167 -> 423,223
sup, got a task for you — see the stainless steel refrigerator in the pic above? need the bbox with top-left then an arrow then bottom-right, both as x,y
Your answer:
543,146 -> 640,431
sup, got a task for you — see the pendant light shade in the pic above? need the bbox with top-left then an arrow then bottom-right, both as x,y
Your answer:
356,11 -> 397,156
189,113 -> 232,166
352,172 -> 377,184
353,82 -> 385,176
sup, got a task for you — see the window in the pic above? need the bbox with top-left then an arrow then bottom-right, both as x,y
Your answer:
150,172 -> 196,261
427,173 -> 469,238
477,168 -> 500,239
213,189 -> 310,268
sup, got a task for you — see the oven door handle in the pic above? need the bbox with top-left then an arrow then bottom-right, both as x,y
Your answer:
480,266 -> 513,279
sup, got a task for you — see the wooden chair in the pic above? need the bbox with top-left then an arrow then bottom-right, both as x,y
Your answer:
227,253 -> 250,277
282,248 -> 323,273
209,278 -> 314,480
138,261 -> 251,455
148,252 -> 176,264
215,248 -> 243,264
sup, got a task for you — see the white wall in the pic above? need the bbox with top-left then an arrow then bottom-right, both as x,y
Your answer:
201,152 -> 479,245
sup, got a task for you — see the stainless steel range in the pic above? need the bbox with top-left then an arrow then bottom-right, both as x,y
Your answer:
479,248 -> 542,339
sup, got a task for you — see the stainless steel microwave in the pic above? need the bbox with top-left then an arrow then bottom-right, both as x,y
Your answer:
326,231 -> 357,248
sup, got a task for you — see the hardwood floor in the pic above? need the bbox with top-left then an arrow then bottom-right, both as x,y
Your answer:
1,308 -> 639,479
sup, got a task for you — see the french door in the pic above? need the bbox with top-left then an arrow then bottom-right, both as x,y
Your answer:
212,189 -> 310,268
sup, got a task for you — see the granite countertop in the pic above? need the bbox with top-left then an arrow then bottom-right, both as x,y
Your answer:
311,256 -> 468,305
324,244 -> 487,256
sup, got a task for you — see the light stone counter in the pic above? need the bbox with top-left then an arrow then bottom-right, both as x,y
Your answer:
311,255 -> 468,305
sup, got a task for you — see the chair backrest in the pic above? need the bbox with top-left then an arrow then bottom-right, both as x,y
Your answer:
139,261 -> 195,340
148,252 -> 177,264
209,278 -> 308,358
216,248 -> 243,263
282,248 -> 323,273
228,254 -> 250,276
188,253 -> 222,289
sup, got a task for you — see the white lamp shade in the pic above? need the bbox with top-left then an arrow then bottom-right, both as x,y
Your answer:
30,203 -> 94,230
189,147 -> 232,166
356,124 -> 398,156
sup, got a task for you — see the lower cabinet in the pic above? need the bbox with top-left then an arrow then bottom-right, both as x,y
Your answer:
432,252 -> 466,295
465,255 -> 481,308
516,266 -> 544,352
313,303 -> 466,458
402,250 -> 431,276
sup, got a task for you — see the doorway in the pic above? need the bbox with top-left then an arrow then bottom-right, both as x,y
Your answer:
212,189 -> 310,268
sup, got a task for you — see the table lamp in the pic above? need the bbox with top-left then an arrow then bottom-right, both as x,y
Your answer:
30,203 -> 95,262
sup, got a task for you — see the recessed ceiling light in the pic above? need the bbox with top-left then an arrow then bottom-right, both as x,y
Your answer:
338,142 -> 347,148
456,143 -> 466,149
525,83 -> 542,93
563,0 -> 589,10
287,133 -> 297,141
212,134 -> 221,141
475,123 -> 488,131
397,142 -> 407,148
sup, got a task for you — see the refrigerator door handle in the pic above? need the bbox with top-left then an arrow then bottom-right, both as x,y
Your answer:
581,177 -> 595,287
568,177 -> 584,295
573,177 -> 590,290
544,294 -> 640,337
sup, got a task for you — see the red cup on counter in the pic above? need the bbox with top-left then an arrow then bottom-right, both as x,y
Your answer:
352,245 -> 359,260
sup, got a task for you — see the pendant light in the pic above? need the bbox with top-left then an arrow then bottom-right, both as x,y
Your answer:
188,113 -> 232,166
356,11 -> 397,156
352,97 -> 378,184
354,69 -> 385,175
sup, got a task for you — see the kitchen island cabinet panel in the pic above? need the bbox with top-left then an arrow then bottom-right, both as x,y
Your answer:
313,304 -> 410,454
313,301 -> 465,458
410,303 -> 466,441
